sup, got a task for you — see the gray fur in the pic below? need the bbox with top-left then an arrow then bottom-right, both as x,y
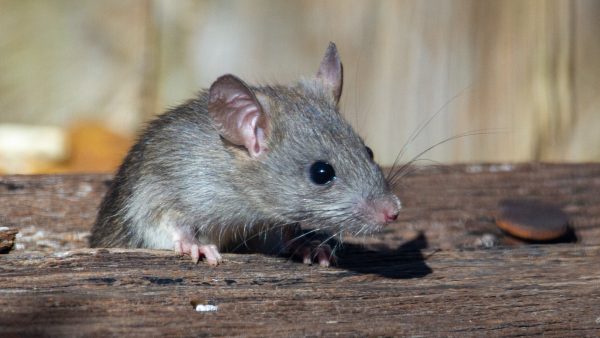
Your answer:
90,51 -> 399,253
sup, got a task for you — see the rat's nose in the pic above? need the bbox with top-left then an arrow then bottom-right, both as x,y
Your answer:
374,197 -> 401,224
368,195 -> 401,225
384,209 -> 399,223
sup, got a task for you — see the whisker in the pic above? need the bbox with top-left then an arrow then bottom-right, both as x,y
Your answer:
387,85 -> 474,181
389,128 -> 507,184
388,158 -> 445,188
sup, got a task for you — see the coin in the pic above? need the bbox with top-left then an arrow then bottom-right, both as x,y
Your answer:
496,199 -> 569,241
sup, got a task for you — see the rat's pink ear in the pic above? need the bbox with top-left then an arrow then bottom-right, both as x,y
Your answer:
316,42 -> 343,104
208,74 -> 270,158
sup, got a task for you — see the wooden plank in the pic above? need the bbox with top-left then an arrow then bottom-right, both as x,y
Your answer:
389,163 -> 600,249
1,164 -> 599,336
0,174 -> 111,253
1,164 -> 599,253
0,246 -> 599,337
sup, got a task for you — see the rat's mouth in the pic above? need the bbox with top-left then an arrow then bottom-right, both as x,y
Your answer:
346,218 -> 386,236
307,217 -> 384,237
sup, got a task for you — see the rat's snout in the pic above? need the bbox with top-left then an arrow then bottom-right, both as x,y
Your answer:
370,195 -> 401,225
383,208 -> 399,223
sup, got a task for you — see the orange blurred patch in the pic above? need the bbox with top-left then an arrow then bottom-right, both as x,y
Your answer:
41,122 -> 133,174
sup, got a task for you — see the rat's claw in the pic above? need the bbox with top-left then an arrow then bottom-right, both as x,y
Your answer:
301,246 -> 313,265
199,244 -> 222,266
316,245 -> 333,267
173,239 -> 222,265
190,244 -> 201,264
289,240 -> 335,267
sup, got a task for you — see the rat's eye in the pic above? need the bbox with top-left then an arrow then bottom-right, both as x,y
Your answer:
365,146 -> 374,160
309,161 -> 336,185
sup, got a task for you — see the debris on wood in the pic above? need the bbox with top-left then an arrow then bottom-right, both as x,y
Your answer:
0,227 -> 18,253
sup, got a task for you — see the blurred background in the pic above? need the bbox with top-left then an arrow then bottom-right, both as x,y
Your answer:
0,0 -> 598,174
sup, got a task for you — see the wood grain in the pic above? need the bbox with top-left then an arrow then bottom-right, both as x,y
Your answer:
0,246 -> 598,337
0,164 -> 599,336
1,164 -> 598,253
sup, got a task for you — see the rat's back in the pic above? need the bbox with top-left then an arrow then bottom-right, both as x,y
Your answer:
89,94 -> 231,248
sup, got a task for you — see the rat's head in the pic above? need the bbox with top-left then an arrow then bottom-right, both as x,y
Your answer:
208,42 -> 400,235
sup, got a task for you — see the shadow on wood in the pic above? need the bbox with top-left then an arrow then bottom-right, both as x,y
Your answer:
336,233 -> 432,279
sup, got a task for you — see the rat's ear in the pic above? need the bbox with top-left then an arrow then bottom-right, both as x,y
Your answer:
316,42 -> 343,104
208,74 -> 270,158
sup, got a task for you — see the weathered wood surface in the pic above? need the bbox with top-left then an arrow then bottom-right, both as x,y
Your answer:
1,164 -> 600,336
1,245 -> 599,337
1,164 -> 599,253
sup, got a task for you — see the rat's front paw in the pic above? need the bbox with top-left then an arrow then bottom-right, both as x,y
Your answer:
174,240 -> 222,266
285,239 -> 336,267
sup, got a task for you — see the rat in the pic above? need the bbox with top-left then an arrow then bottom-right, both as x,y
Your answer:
89,42 -> 401,266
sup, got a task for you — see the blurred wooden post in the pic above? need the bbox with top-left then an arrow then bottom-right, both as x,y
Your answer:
0,1 -> 599,167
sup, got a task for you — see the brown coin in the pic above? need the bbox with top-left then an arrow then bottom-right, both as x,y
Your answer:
495,199 -> 569,241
